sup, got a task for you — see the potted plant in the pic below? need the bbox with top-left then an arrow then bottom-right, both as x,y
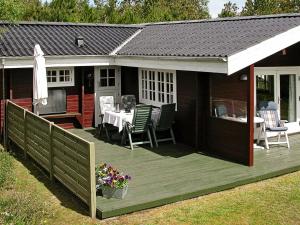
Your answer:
95,163 -> 131,199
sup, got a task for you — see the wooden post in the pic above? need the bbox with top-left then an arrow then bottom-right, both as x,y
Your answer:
3,100 -> 8,151
89,142 -> 96,219
247,65 -> 254,166
9,75 -> 12,100
195,74 -> 199,149
49,122 -> 54,182
24,109 -> 28,159
81,72 -> 85,128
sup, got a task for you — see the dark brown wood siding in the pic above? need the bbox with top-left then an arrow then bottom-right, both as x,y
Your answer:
121,67 -> 139,103
1,67 -> 95,129
175,71 -> 197,146
206,69 -> 250,165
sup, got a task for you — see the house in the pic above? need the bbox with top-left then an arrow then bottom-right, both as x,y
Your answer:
1,13 -> 300,166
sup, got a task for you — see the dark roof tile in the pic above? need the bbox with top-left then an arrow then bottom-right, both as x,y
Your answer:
117,14 -> 300,57
0,22 -> 140,57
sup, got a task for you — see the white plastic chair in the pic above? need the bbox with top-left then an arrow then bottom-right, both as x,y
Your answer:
98,96 -> 115,139
258,101 -> 290,149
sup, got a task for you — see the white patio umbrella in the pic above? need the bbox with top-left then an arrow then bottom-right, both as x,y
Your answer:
33,44 -> 48,115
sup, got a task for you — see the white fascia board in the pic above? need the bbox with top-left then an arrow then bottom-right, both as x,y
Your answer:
113,56 -> 228,74
2,55 -> 113,69
227,25 -> 300,75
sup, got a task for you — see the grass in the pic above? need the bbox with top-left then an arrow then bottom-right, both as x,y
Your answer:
1,145 -> 300,225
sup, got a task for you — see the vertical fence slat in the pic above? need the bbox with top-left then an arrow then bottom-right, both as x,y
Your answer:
49,122 -> 54,182
24,109 -> 28,159
89,142 -> 96,219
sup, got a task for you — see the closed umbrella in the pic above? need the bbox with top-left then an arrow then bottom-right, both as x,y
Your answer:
33,44 -> 48,115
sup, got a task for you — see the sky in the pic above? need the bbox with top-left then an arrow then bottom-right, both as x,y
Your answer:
208,0 -> 246,18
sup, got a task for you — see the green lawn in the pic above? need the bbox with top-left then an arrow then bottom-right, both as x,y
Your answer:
1,147 -> 300,225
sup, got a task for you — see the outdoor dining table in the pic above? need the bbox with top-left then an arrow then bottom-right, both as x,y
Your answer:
103,107 -> 161,132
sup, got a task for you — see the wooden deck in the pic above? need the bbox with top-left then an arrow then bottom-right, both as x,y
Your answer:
71,129 -> 300,219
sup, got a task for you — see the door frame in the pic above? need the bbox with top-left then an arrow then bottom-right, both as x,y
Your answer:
94,66 -> 121,127
254,67 -> 300,131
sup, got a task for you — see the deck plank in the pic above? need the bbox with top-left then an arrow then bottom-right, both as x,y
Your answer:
70,129 -> 300,219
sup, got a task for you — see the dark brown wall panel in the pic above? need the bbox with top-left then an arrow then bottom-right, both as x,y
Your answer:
175,71 -> 199,147
206,69 -> 250,165
121,67 -> 139,103
210,72 -> 247,102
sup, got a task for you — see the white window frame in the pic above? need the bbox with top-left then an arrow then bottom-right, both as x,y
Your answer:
139,68 -> 177,107
46,67 -> 75,87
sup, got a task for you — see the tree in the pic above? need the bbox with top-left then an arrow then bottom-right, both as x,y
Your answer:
241,0 -> 300,16
218,1 -> 239,17
0,0 -> 25,21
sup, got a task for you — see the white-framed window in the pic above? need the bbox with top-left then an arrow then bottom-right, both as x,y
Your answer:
139,68 -> 177,107
99,68 -> 116,87
46,67 -> 75,87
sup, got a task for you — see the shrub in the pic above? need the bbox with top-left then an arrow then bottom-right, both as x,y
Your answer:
0,150 -> 14,188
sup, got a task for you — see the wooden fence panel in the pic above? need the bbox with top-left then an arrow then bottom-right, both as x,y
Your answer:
7,101 -> 25,149
25,111 -> 52,172
5,101 -> 96,218
52,124 -> 96,218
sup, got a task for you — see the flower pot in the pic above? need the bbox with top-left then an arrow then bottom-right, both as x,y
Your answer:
101,185 -> 128,199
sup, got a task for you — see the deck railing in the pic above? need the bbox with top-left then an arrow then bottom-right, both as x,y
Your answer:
5,100 -> 96,218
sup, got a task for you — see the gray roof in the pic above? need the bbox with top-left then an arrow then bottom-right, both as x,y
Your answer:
1,14 -> 300,58
0,21 -> 141,57
117,13 -> 300,57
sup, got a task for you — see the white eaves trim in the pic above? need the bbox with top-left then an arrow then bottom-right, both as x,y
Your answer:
110,29 -> 143,56
227,25 -> 300,75
113,56 -> 228,74
2,55 -> 113,69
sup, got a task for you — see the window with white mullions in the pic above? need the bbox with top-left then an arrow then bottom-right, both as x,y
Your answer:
46,67 -> 74,87
99,68 -> 116,87
139,68 -> 177,107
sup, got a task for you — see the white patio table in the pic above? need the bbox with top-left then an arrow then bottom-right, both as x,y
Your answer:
103,108 -> 161,132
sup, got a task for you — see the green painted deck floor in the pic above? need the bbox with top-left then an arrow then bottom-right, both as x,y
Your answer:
71,129 -> 300,219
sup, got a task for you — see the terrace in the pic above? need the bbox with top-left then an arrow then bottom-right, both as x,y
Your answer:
71,128 -> 300,219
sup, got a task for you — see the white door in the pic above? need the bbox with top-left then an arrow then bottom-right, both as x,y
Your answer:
255,67 -> 300,133
94,66 -> 121,126
276,70 -> 299,132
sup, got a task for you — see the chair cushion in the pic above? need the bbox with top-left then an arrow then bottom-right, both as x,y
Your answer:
267,127 -> 288,132
258,110 -> 281,129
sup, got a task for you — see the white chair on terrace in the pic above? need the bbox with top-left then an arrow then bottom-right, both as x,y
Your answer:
258,101 -> 290,150
98,96 -> 115,139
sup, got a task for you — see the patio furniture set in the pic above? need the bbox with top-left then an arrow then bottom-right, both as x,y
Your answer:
97,95 -> 176,150
215,101 -> 290,150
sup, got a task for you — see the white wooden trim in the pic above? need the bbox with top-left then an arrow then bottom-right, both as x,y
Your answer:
254,66 -> 300,126
2,56 -> 113,69
46,67 -> 75,87
138,68 -> 177,108
115,56 -> 228,74
228,25 -> 300,75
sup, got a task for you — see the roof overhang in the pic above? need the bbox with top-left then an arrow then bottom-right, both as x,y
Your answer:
113,55 -> 228,74
1,55 -> 113,68
227,25 -> 300,75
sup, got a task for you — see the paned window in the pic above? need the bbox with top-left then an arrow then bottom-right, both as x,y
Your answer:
46,67 -> 74,87
139,69 -> 177,107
